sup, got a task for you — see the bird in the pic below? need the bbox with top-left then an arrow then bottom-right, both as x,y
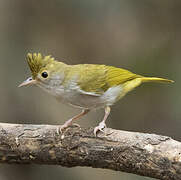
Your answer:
19,53 -> 174,136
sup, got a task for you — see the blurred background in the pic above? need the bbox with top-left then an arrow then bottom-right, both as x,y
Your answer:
0,0 -> 180,179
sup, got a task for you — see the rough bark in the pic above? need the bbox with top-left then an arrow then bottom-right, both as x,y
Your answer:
0,123 -> 181,179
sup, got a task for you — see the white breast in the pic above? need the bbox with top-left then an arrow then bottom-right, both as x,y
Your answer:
38,76 -> 123,109
56,85 -> 122,109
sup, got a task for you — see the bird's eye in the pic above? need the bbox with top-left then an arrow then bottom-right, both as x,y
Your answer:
41,71 -> 48,78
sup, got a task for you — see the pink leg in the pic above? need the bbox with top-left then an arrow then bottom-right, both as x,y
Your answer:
94,106 -> 111,136
57,109 -> 90,134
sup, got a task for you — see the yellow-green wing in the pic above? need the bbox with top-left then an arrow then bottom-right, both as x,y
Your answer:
106,66 -> 142,87
76,64 -> 109,95
75,64 -> 142,95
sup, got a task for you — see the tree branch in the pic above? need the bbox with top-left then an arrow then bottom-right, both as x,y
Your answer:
0,123 -> 181,179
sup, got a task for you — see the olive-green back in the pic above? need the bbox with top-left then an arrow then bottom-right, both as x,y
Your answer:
74,64 -> 142,95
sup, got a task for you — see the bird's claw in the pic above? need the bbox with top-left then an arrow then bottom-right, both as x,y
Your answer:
94,121 -> 107,136
56,125 -> 66,135
72,123 -> 80,128
56,119 -> 80,135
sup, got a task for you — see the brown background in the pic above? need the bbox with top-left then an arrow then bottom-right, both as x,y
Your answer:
0,1 -> 180,180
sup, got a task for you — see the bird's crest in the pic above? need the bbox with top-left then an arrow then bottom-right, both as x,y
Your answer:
27,53 -> 55,79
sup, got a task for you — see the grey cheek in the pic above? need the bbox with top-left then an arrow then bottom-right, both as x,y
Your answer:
51,74 -> 65,85
50,79 -> 61,86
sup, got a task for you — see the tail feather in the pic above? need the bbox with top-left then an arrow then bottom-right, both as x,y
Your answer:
120,76 -> 173,99
140,77 -> 174,83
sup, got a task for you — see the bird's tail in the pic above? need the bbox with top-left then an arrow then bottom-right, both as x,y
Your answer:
140,77 -> 174,83
120,76 -> 174,99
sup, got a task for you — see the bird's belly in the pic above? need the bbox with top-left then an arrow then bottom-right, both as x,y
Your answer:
67,94 -> 104,109
65,85 -> 123,109
53,90 -> 102,109
41,84 -> 123,109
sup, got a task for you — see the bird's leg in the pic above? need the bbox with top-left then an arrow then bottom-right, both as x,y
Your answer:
94,106 -> 111,136
57,109 -> 90,134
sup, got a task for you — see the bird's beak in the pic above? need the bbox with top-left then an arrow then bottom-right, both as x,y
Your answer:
18,77 -> 37,87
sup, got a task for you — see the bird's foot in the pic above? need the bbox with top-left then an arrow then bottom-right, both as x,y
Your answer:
56,119 -> 80,135
94,121 -> 107,136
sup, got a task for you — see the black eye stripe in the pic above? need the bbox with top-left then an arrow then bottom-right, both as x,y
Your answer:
41,72 -> 48,78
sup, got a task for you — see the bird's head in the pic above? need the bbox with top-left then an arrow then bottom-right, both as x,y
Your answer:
19,53 -> 67,90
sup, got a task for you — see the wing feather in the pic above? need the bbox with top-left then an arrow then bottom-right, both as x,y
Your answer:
73,64 -> 141,95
